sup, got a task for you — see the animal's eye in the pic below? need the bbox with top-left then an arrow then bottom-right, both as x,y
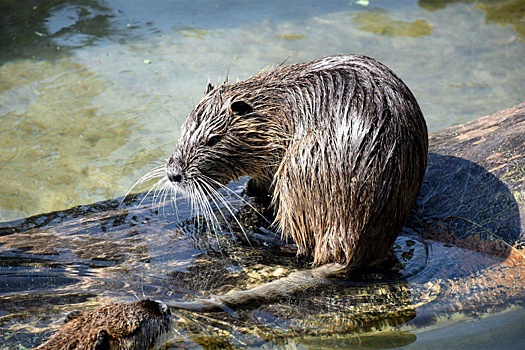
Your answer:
230,100 -> 253,115
206,134 -> 222,147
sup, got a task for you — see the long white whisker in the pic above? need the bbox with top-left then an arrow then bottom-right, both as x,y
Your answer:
123,170 -> 167,223
132,165 -> 165,188
193,182 -> 210,233
195,188 -> 216,250
141,176 -> 167,209
203,175 -> 271,226
169,183 -> 182,222
194,178 -> 228,253
122,164 -> 166,205
156,180 -> 173,217
194,179 -> 220,234
151,179 -> 164,210
199,179 -> 251,245
187,184 -> 198,227
199,179 -> 238,239
130,162 -> 271,254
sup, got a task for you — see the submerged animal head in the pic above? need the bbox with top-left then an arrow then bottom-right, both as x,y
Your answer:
37,300 -> 172,350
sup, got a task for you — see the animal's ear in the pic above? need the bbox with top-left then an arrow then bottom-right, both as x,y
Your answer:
93,330 -> 110,350
206,82 -> 214,94
230,100 -> 253,115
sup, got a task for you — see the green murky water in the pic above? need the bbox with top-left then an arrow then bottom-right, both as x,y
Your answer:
1,0 -> 525,348
1,0 -> 524,222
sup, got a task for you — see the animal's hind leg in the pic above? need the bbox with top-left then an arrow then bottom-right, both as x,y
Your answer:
272,133 -> 354,264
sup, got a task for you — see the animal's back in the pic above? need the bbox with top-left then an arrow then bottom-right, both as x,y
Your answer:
265,55 -> 428,266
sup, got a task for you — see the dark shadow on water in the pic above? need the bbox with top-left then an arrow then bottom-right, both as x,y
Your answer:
0,0 -> 117,63
410,152 -> 522,252
1,0 -> 376,64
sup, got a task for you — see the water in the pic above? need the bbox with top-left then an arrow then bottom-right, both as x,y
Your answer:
2,0 -> 524,222
1,0 -> 524,348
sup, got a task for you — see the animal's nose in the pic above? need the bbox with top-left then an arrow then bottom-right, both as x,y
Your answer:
166,156 -> 183,183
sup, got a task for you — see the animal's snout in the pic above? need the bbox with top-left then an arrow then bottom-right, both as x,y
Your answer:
166,156 -> 183,183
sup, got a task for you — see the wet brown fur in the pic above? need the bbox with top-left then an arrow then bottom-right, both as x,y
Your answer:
36,300 -> 171,350
167,54 -> 428,268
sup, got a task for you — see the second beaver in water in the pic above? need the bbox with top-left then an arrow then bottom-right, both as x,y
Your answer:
164,54 -> 428,270
36,299 -> 171,350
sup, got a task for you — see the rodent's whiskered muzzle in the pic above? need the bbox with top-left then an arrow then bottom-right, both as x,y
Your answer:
166,155 -> 183,183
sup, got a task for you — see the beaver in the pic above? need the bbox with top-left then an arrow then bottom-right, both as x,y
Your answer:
165,54 -> 427,266
36,299 -> 172,350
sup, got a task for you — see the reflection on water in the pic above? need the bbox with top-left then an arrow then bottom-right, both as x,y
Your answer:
1,0 -> 524,221
0,1 -> 119,62
1,0 -> 525,348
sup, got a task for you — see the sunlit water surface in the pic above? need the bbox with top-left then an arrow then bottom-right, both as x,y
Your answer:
1,0 -> 525,349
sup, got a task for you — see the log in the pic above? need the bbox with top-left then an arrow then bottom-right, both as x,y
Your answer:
1,103 -> 524,347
